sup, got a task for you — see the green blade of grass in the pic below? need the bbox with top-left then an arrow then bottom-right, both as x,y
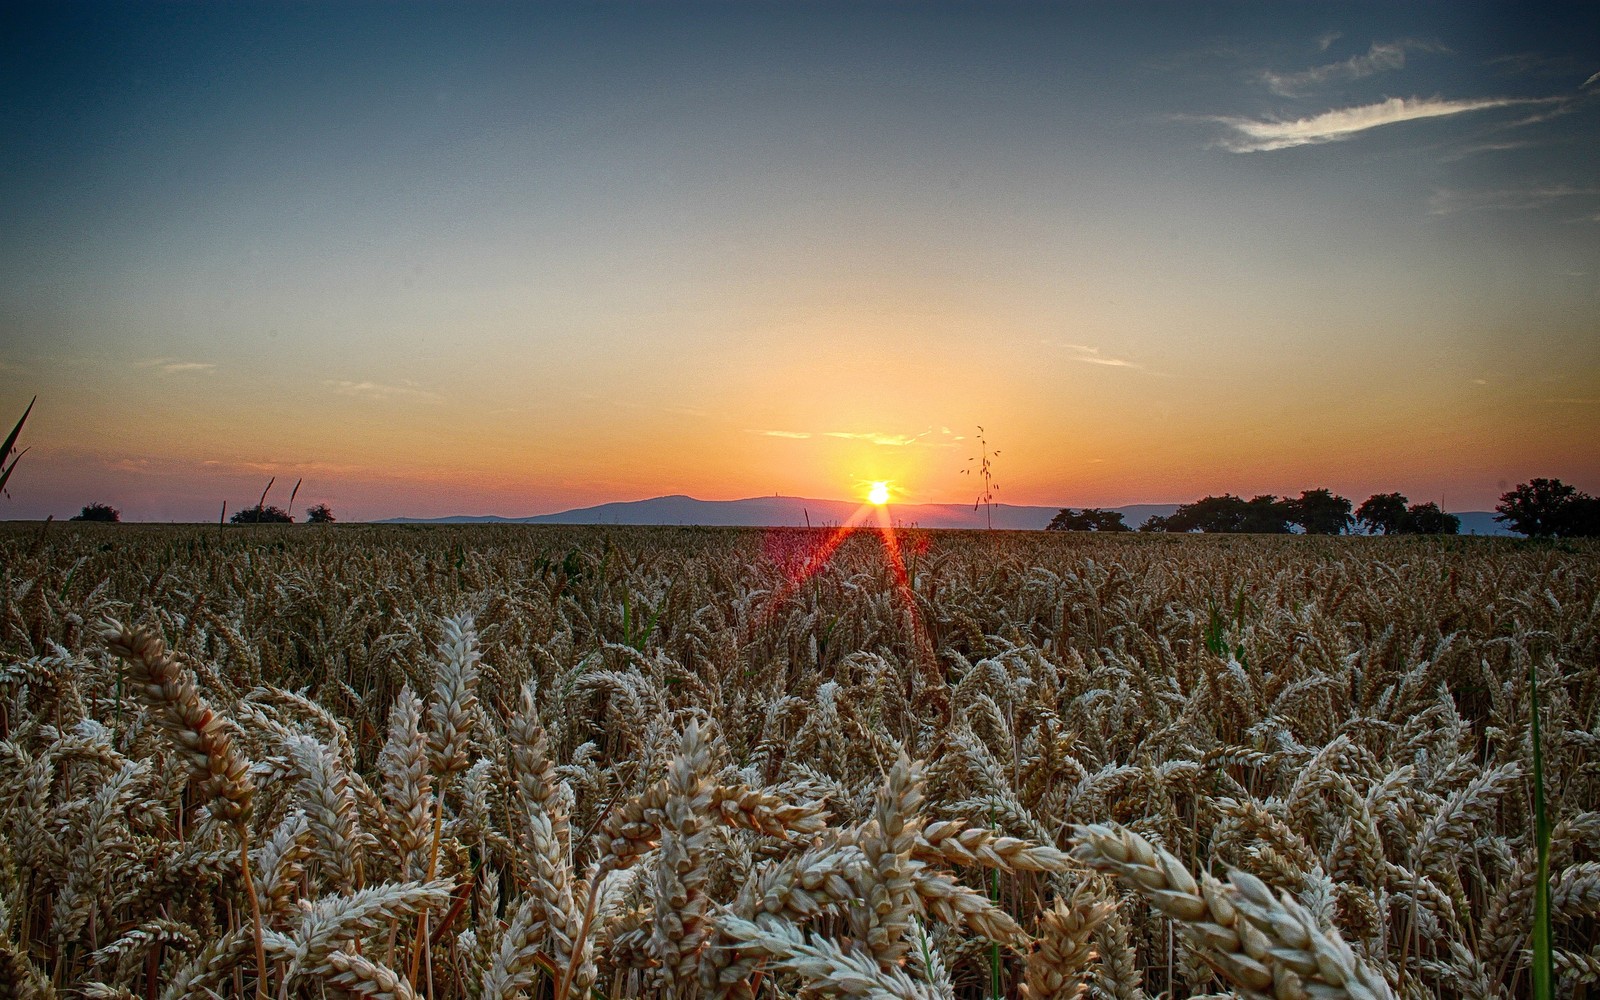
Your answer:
0,395 -> 34,462
0,395 -> 36,495
1530,658 -> 1552,1000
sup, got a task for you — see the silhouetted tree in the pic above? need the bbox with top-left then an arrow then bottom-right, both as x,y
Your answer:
230,504 -> 292,524
1240,495 -> 1292,534
1167,495 -> 1249,533
1495,478 -> 1580,538
1047,508 -> 1091,531
1562,494 -> 1600,537
1400,501 -> 1459,535
1094,510 -> 1129,532
70,502 -> 120,522
1046,508 -> 1128,532
1356,493 -> 1409,535
306,503 -> 336,524
1138,514 -> 1170,532
1288,489 -> 1352,535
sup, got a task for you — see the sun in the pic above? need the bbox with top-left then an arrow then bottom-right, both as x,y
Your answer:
868,481 -> 890,506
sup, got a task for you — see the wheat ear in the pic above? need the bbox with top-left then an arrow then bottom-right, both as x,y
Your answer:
1021,887 -> 1115,1000
324,949 -> 421,1000
100,620 -> 254,822
1071,822 -> 1395,1000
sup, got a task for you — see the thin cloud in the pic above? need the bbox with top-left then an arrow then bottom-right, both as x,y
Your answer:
1053,342 -> 1144,370
325,379 -> 443,402
1262,41 -> 1418,97
1505,98 -> 1585,128
201,456 -> 368,476
1214,95 -> 1545,152
1585,71 -> 1599,89
1442,139 -> 1537,160
755,427 -> 959,447
1429,185 -> 1600,215
1489,52 -> 1592,82
136,358 -> 216,374
825,431 -> 920,447
1316,31 -> 1342,53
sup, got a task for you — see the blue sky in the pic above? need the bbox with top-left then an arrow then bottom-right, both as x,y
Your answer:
1,2 -> 1596,519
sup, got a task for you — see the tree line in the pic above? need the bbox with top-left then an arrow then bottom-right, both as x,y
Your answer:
1048,478 -> 1600,538
68,501 -> 336,523
1049,488 -> 1371,535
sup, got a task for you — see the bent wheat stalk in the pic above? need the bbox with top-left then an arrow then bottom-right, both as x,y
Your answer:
102,620 -> 267,998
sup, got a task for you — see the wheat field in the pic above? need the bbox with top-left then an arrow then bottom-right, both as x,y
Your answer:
0,522 -> 1593,999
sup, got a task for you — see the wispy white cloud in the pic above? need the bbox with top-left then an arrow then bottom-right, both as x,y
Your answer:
1214,95 -> 1546,152
1316,31 -> 1342,53
825,431 -> 921,447
325,379 -> 443,402
1428,184 -> 1600,215
1044,341 -> 1146,371
751,427 -> 963,447
1585,70 -> 1599,89
1262,41 -> 1423,97
1070,345 -> 1140,368
136,358 -> 216,374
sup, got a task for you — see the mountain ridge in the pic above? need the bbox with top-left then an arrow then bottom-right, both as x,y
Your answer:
378,494 -> 1513,535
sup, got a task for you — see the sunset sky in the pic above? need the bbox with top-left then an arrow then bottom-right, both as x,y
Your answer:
2,2 -> 1597,521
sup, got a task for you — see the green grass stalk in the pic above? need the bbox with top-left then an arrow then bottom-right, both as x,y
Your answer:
1530,658 -> 1552,1000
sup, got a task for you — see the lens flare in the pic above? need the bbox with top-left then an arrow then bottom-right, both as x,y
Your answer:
752,495 -> 942,716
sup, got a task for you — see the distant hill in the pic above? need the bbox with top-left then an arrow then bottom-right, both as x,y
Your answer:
384,495 -> 1074,529
380,495 -> 1513,534
1453,511 -> 1509,536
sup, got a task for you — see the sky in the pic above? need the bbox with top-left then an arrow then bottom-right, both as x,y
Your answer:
2,1 -> 1597,521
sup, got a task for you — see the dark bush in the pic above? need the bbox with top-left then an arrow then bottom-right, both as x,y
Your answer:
306,503 -> 336,524
70,502 -> 120,522
230,504 -> 292,524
